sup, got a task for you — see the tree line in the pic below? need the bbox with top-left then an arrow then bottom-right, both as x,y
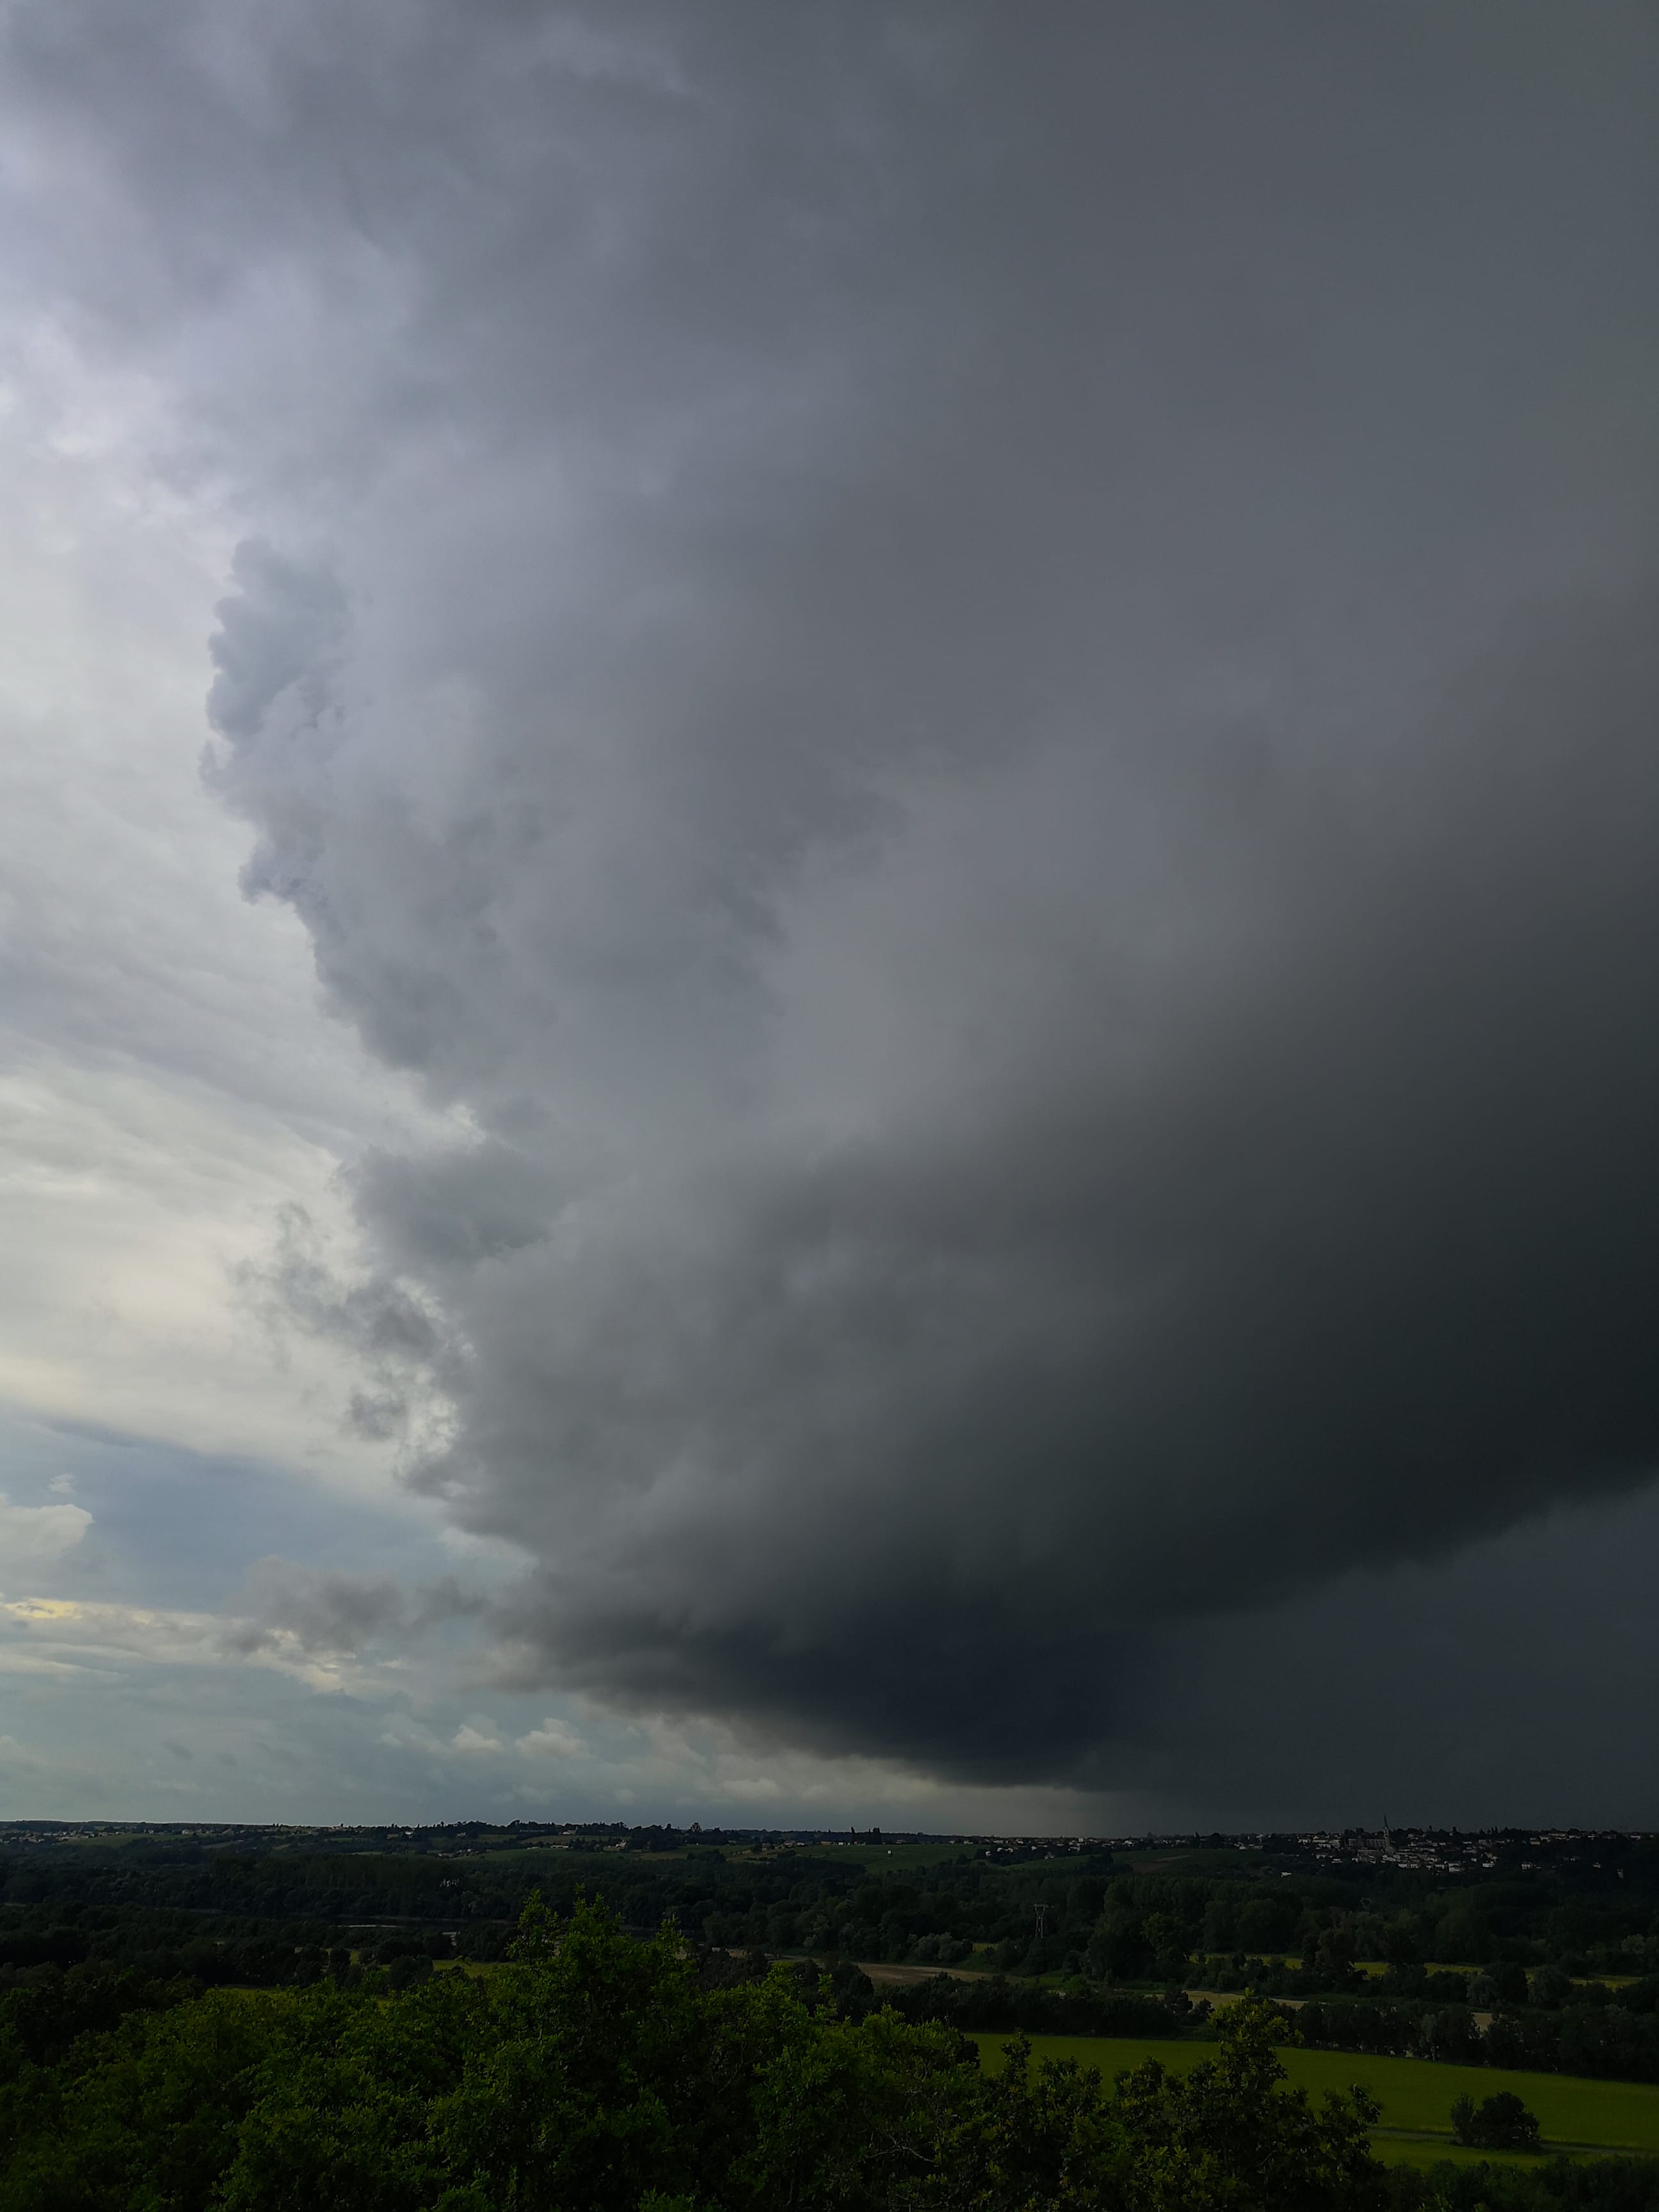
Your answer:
6,1829 -> 1659,2090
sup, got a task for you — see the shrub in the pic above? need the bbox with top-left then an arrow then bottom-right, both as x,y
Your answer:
1452,2090 -> 1543,2150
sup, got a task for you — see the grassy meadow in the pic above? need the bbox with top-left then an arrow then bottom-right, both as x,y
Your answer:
972,2033 -> 1659,2163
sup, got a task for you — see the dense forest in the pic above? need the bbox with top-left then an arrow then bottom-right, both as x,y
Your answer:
4,1822 -> 1659,2205
3,1823 -> 1656,2083
1,1887 -> 1656,2212
0,1895 -> 1390,2210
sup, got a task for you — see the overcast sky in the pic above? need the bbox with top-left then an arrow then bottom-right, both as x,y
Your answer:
1,1 -> 1656,1832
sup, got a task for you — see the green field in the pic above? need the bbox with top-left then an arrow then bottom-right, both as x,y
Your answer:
466,1839 -> 979,1875
1120,1849 -> 1270,1876
785,1842 -> 979,1872
972,2035 -> 1659,2163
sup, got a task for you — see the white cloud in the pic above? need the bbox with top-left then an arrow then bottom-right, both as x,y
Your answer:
0,1596 -> 398,1695
451,1722 -> 506,1755
0,1493 -> 92,1572
517,1716 -> 585,1759
376,1717 -> 448,1757
0,330 -> 451,1496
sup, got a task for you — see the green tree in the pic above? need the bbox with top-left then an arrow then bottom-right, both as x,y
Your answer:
0,1903 -> 1390,2212
1450,2091 -> 1542,2151
1110,1997 -> 1385,2212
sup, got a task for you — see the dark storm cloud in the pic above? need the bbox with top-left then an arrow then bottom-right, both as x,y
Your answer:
1105,1486 -> 1659,1830
456,584 -> 1659,1781
9,1 -> 1659,1792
